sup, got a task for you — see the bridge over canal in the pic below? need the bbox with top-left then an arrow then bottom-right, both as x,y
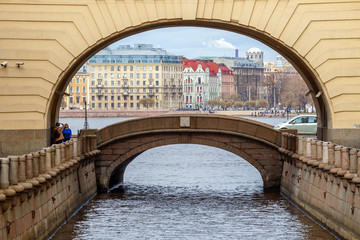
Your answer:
1,0 -> 360,156
95,114 -> 284,192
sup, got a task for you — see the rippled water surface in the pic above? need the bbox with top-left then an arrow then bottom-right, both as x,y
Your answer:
52,116 -> 335,240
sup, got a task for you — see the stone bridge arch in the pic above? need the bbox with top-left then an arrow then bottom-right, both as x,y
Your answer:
1,0 -> 360,156
95,114 -> 283,192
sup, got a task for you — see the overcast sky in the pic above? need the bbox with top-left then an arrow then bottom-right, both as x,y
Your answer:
110,27 -> 280,62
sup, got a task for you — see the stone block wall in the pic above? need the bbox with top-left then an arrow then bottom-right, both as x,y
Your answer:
280,134 -> 360,239
0,136 -> 99,240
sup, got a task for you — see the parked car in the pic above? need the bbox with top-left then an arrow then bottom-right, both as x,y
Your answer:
274,115 -> 317,135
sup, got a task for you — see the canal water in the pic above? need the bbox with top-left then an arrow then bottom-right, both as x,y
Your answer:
51,116 -> 337,240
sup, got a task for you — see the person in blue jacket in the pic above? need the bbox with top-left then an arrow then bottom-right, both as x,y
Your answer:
62,123 -> 72,142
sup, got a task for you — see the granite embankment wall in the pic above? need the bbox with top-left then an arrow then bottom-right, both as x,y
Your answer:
280,134 -> 360,240
59,109 -> 171,118
0,134 -> 99,240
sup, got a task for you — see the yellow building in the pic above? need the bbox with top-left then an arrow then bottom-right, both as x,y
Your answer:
62,67 -> 90,109
88,45 -> 183,110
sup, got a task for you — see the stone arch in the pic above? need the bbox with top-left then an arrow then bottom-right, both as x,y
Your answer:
1,1 -> 360,156
95,114 -> 283,192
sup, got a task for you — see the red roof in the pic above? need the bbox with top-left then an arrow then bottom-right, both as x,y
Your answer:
183,60 -> 226,76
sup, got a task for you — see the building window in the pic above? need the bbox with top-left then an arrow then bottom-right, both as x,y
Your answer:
143,73 -> 146,78
117,96 -> 121,100
111,66 -> 114,71
117,103 -> 120,108
83,87 -> 86,93
105,103 -> 108,108
137,73 -> 140,78
149,73 -> 153,78
92,103 -> 95,108
198,77 -> 201,84
83,97 -> 86,103
156,73 -> 159,79
111,96 -> 114,101
130,73 -> 133,79
104,66 -> 108,71
143,81 -> 146,86
83,78 -> 86,83
137,96 -> 140,100
130,96 -> 133,100
98,103 -> 101,108
130,103 -> 134,108
124,66 -> 127,71
156,66 -> 159,71
149,66 -> 153,71
136,66 -> 140,71
117,66 -> 121,71
130,66 -> 133,71
76,87 -> 80,93
143,66 -> 146,71
104,73 -> 108,78
92,96 -> 95,101
69,97 -> 73,104
111,81 -> 114,86
91,81 -> 95,86
105,96 -> 108,101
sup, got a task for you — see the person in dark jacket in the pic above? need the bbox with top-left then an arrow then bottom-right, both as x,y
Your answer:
62,123 -> 72,142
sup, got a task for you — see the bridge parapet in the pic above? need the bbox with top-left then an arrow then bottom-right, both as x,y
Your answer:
0,135 -> 100,239
280,132 -> 360,239
96,114 -> 283,148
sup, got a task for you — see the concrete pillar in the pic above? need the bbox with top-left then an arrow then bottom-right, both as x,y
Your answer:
297,136 -> 303,155
322,142 -> 329,164
306,138 -> 311,158
0,158 -> 10,189
39,150 -> 46,174
316,141 -> 322,161
18,155 -> 26,182
33,152 -> 40,177
65,142 -> 70,162
60,143 -> 65,163
9,156 -> 19,185
26,154 -> 33,179
349,149 -> 357,173
341,147 -> 349,170
73,137 -> 78,158
45,147 -> 52,171
311,140 -> 317,160
328,143 -> 335,166
55,144 -> 61,166
334,145 -> 342,168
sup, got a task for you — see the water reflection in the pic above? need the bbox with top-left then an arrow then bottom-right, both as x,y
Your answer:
51,144 -> 337,240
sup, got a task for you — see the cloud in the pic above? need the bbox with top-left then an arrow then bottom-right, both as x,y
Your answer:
202,38 -> 236,49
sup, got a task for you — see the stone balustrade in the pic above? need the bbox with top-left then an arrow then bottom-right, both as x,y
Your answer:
0,135 -> 100,209
280,132 -> 360,239
280,132 -> 360,185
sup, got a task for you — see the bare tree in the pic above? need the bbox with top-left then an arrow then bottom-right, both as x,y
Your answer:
139,97 -> 155,109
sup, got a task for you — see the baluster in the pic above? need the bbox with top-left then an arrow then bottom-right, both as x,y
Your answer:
0,158 -> 10,189
9,156 -> 19,185
311,140 -> 317,160
73,137 -> 78,158
328,143 -> 335,166
322,142 -> 329,164
334,145 -> 342,168
26,154 -> 33,179
55,144 -> 61,166
341,147 -> 349,171
33,152 -> 40,177
60,143 -> 66,163
349,149 -> 357,173
65,142 -> 70,162
297,136 -> 303,155
316,141 -> 322,162
306,138 -> 311,158
18,155 -> 26,183
39,150 -> 46,174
